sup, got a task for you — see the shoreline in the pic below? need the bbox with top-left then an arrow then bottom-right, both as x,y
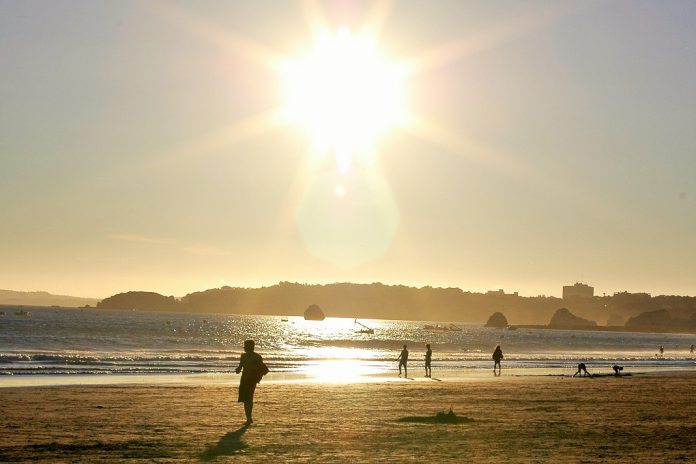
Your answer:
2,366 -> 694,389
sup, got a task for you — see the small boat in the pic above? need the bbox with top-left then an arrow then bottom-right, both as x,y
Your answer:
354,319 -> 374,334
281,317 -> 289,322
14,310 -> 29,316
447,323 -> 462,331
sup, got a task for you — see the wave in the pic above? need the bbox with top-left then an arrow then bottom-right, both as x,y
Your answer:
1,349 -> 694,376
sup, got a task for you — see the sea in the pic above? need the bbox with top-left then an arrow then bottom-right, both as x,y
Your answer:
1,306 -> 695,386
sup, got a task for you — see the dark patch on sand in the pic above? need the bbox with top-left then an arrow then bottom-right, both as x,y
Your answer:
21,439 -> 175,459
397,409 -> 474,424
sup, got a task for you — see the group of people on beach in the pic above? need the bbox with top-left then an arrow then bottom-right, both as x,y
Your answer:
233,339 -> 695,424
232,340 -> 505,423
395,343 -> 504,378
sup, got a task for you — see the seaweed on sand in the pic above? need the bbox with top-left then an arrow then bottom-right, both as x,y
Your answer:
397,408 -> 474,424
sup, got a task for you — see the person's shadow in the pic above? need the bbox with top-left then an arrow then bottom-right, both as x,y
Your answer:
200,424 -> 249,461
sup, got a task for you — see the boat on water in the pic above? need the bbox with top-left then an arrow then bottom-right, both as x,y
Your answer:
281,317 -> 289,322
354,319 -> 374,334
14,310 -> 30,316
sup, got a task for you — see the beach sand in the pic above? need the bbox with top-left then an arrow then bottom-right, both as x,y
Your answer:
1,373 -> 695,462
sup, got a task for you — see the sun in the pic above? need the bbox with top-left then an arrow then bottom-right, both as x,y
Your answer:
281,27 -> 408,168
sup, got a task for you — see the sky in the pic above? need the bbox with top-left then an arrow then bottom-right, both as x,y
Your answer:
1,0 -> 696,298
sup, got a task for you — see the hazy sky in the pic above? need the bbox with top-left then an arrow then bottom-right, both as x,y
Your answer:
2,0 -> 696,298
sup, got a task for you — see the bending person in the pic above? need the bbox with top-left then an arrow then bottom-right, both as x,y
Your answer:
573,362 -> 592,377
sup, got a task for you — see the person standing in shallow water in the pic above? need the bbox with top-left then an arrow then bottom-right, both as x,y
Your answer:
397,344 -> 409,377
492,344 -> 504,375
235,340 -> 266,425
424,344 -> 432,378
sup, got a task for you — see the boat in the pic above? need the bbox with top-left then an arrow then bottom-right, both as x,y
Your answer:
354,319 -> 374,334
281,317 -> 289,322
447,323 -> 462,331
14,310 -> 29,316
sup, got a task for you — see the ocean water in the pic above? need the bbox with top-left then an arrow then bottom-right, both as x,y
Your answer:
1,307 -> 695,383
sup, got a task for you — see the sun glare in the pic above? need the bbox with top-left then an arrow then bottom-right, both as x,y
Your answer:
281,27 -> 407,166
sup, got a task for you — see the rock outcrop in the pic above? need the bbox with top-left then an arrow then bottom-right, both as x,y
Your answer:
625,309 -> 672,330
548,308 -> 597,328
485,312 -> 509,328
304,304 -> 326,321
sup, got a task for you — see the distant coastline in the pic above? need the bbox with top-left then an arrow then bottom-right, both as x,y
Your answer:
4,281 -> 696,332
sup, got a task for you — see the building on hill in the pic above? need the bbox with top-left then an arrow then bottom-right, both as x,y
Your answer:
486,289 -> 519,296
562,283 -> 594,300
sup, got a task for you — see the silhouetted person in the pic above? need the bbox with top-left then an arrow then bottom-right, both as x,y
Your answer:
492,344 -> 503,374
691,344 -> 694,354
573,363 -> 592,377
612,365 -> 623,376
424,344 -> 432,378
397,344 -> 409,377
659,345 -> 664,356
235,340 -> 267,425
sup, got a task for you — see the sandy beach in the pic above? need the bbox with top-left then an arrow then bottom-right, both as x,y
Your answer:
1,373 -> 695,463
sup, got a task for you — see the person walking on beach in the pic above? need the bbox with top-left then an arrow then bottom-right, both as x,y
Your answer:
492,344 -> 504,375
397,344 -> 409,377
234,340 -> 268,425
573,363 -> 592,377
659,345 -> 664,356
691,344 -> 694,354
424,344 -> 432,378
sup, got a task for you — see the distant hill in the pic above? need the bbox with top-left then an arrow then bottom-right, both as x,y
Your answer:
98,282 -> 564,324
0,289 -> 99,307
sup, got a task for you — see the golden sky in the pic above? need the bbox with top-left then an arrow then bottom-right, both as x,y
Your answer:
2,1 -> 696,298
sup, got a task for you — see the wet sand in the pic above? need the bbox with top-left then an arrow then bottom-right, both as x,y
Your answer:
1,373 -> 695,462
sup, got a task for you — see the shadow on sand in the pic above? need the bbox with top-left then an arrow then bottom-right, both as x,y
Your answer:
200,425 -> 249,461
397,409 -> 473,424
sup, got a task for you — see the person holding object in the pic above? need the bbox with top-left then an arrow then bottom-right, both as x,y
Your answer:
235,339 -> 268,424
